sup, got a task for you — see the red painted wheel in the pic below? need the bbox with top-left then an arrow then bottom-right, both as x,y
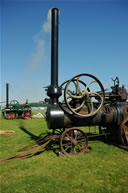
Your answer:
24,111 -> 31,120
7,112 -> 16,120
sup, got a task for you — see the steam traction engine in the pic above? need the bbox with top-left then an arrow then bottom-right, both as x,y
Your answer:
2,83 -> 32,120
45,8 -> 128,156
0,8 -> 127,162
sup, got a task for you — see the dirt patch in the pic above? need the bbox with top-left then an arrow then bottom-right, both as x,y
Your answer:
0,130 -> 15,134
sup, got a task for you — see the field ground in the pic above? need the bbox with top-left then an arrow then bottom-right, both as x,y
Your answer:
0,112 -> 128,193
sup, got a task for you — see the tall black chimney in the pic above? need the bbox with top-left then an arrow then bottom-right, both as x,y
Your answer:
47,8 -> 61,104
51,8 -> 59,86
46,8 -> 64,129
6,83 -> 9,108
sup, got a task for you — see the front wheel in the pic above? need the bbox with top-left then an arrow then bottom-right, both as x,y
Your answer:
60,128 -> 88,156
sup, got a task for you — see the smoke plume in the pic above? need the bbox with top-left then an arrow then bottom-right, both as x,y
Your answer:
28,8 -> 51,72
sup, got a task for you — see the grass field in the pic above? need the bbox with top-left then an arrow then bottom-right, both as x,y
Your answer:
0,113 -> 128,193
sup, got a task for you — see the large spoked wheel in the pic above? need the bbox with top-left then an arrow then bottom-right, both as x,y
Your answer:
10,100 -> 19,106
60,128 -> 88,156
64,73 -> 105,117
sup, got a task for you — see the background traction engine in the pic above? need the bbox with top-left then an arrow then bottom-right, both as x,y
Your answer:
2,99 -> 32,120
2,83 -> 32,120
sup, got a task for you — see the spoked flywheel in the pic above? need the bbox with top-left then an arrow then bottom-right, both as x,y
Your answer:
64,73 -> 105,117
10,100 -> 19,106
60,128 -> 88,156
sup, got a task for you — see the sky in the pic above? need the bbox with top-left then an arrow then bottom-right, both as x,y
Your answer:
1,0 -> 128,104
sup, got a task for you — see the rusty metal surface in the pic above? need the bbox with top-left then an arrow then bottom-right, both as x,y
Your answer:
121,117 -> 128,145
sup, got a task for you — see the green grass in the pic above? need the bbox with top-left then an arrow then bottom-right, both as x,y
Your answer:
0,115 -> 128,193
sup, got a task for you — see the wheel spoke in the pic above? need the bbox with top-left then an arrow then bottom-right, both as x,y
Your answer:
84,80 -> 96,94
67,90 -> 83,99
73,100 -> 85,112
61,142 -> 72,146
77,77 -> 83,95
72,80 -> 78,93
65,132 -> 72,141
87,99 -> 94,114
73,147 -> 77,154
88,91 -> 103,100
88,91 -> 104,114
64,145 -> 71,152
77,138 -> 87,143
67,90 -> 75,98
75,131 -> 78,140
